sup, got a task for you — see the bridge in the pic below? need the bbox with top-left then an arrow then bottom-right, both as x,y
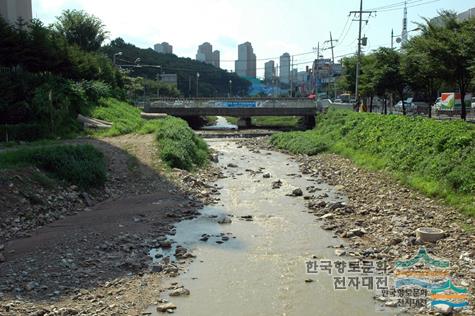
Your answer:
143,98 -> 317,128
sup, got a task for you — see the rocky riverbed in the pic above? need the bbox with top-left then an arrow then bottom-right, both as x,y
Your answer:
0,134 -> 221,315
241,137 -> 475,315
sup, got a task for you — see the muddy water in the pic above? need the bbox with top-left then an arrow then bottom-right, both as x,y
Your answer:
146,140 -> 390,316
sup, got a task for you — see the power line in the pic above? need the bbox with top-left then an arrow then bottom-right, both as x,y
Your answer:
375,0 -> 439,12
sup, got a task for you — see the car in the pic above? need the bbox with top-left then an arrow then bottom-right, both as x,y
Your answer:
394,98 -> 429,113
472,97 -> 475,108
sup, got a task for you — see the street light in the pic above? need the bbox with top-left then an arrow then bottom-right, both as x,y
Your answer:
196,72 -> 200,98
228,79 -> 232,98
113,52 -> 122,66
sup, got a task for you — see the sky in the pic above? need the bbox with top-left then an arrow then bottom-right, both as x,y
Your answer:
33,0 -> 474,78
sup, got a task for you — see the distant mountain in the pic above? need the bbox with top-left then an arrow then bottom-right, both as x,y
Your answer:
102,38 -> 251,97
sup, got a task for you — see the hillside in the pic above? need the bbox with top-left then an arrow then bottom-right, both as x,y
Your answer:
102,38 -> 251,97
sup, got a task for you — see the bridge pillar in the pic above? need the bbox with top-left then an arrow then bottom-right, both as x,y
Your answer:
237,117 -> 251,129
303,115 -> 316,129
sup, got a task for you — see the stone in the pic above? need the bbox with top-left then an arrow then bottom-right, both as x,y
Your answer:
160,240 -> 172,248
349,228 -> 367,237
227,163 -> 238,168
320,213 -> 335,220
157,303 -> 177,312
217,215 -> 232,224
304,279 -> 314,283
434,304 -> 453,315
291,188 -> 303,197
151,264 -> 163,273
263,173 -> 271,178
25,281 -> 37,291
335,249 -> 346,256
0,253 -> 5,263
272,180 -> 282,189
211,153 -> 219,163
169,287 -> 190,296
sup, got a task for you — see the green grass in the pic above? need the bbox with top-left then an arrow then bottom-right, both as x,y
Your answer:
155,117 -> 209,171
223,116 -> 300,127
252,116 -> 300,127
82,97 -> 165,136
270,109 -> 475,216
0,144 -> 106,189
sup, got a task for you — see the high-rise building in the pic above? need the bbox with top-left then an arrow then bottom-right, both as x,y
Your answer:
264,60 -> 275,82
279,53 -> 291,84
212,50 -> 220,68
154,42 -> 173,54
196,42 -> 213,63
235,42 -> 256,78
0,0 -> 32,25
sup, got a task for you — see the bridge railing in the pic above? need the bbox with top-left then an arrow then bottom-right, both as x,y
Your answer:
146,97 -> 317,109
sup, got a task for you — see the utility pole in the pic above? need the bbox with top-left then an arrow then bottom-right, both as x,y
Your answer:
325,32 -> 338,100
350,0 -> 374,105
391,29 -> 394,49
290,55 -> 294,97
315,42 -> 320,96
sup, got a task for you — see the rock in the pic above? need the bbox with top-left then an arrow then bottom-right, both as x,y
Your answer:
0,253 -> 5,263
384,300 -> 398,307
348,228 -> 367,237
169,287 -> 190,296
25,281 -> 38,291
320,213 -> 335,220
0,244 -> 4,251
151,264 -> 163,273
262,173 -> 271,178
335,249 -> 346,256
334,184 -> 345,191
227,163 -> 238,168
434,304 -> 453,315
291,188 -> 303,197
211,153 -> 219,163
272,180 -> 282,189
304,279 -> 314,283
157,303 -> 177,313
217,215 -> 232,224
160,240 -> 172,248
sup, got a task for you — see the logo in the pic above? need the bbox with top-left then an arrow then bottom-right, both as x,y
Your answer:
393,246 -> 470,310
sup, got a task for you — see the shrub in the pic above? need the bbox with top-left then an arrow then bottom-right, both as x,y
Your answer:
0,144 -> 106,188
155,117 -> 209,170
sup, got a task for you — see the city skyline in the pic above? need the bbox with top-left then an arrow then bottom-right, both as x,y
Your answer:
33,0 -> 473,78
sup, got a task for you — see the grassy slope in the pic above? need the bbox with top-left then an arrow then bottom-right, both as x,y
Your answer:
271,109 -> 475,216
224,116 -> 299,127
0,144 -> 106,188
82,97 -> 164,137
85,97 -> 209,171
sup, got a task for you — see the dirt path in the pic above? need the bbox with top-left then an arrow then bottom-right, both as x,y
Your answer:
0,134 -> 220,315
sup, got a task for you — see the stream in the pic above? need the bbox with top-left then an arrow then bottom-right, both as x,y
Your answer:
145,139 -> 392,315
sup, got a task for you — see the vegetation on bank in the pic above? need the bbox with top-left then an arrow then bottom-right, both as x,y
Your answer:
271,109 -> 475,215
0,144 -> 106,188
224,116 -> 300,128
155,117 -> 209,171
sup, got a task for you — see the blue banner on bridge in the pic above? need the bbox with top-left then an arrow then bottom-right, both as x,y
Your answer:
216,101 -> 257,108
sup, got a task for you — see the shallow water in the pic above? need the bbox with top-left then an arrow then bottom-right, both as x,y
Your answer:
145,140 -> 393,316
202,116 -> 238,130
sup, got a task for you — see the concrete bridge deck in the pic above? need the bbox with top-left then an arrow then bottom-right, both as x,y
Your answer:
143,98 -> 317,128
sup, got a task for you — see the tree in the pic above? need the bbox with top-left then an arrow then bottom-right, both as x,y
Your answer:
402,35 -> 442,118
54,9 -> 108,52
419,11 -> 475,120
373,48 -> 406,115
359,54 -> 377,112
